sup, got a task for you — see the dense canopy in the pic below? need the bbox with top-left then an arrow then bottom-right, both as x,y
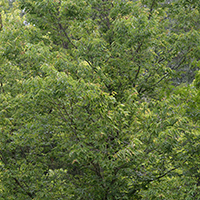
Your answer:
0,0 -> 200,199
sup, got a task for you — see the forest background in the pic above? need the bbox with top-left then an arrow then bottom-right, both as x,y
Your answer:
0,0 -> 200,199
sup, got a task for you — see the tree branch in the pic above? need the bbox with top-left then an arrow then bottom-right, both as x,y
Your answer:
13,177 -> 35,199
0,13 -> 3,31
148,0 -> 156,20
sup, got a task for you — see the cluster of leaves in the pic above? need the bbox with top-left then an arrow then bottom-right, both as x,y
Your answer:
0,0 -> 199,199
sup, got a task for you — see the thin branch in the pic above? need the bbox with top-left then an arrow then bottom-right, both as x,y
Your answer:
48,98 -> 78,136
57,22 -> 78,49
48,7 -> 77,49
0,13 -> 3,31
13,178 -> 35,199
148,0 -> 156,20
0,82 -> 4,93
135,42 -> 143,54
134,65 -> 141,81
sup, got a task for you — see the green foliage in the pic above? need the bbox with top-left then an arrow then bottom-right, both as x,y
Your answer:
0,0 -> 200,199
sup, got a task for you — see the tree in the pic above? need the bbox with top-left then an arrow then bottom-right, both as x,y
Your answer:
0,0 -> 199,199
